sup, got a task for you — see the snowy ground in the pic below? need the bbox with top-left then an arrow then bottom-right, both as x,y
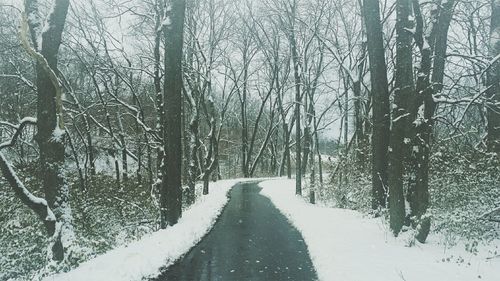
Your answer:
259,179 -> 500,281
42,178 -> 262,281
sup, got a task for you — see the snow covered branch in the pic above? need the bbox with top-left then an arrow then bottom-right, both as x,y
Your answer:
0,117 -> 37,149
479,205 -> 500,223
0,117 -> 57,233
0,151 -> 56,234
0,74 -> 37,91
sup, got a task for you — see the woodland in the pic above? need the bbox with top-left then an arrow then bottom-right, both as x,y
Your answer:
0,0 -> 499,279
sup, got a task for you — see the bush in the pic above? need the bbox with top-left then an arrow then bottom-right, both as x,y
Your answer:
0,164 -> 158,280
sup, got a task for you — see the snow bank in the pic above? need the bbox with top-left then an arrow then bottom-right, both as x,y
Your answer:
42,179 -> 246,281
259,179 -> 500,281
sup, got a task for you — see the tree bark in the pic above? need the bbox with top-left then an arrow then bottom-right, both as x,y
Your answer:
287,0 -> 302,195
409,0 -> 455,243
24,0 -> 72,261
362,0 -> 391,210
388,0 -> 414,235
161,0 -> 186,228
487,0 -> 500,153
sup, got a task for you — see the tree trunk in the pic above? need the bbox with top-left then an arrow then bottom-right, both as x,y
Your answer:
362,0 -> 391,210
117,112 -> 128,182
354,42 -> 367,166
154,0 -> 165,191
24,0 -> 72,261
388,0 -> 414,235
409,0 -> 455,243
241,42 -> 249,178
83,114 -> 95,176
288,0 -> 302,195
487,0 -> 500,153
203,175 -> 209,195
161,0 -> 186,228
186,106 -> 200,205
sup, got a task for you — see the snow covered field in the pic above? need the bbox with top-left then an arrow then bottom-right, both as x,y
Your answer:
42,179 -> 250,281
259,179 -> 500,281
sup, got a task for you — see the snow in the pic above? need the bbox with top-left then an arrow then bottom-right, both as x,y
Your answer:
422,39 -> 430,51
51,126 -> 66,143
160,16 -> 171,30
403,27 -> 416,35
0,151 -> 56,222
38,0 -> 58,48
42,178 -> 259,281
490,53 -> 500,68
259,179 -> 500,281
413,104 -> 425,127
491,26 -> 500,46
20,116 -> 37,124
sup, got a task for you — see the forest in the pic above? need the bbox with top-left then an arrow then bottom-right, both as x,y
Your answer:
0,0 -> 499,280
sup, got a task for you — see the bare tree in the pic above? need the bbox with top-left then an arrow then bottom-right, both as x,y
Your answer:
20,0 -> 73,261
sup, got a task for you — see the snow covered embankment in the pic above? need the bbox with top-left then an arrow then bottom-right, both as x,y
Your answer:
43,179 -> 243,281
259,179 -> 500,281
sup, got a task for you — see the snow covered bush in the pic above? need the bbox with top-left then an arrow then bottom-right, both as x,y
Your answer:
323,143 -> 500,249
0,164 -> 158,280
324,152 -> 372,211
429,144 -> 500,245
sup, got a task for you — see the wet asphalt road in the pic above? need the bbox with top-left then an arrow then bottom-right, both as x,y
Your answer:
153,182 -> 317,281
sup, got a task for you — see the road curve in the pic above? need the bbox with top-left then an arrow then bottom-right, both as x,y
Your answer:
153,181 -> 317,281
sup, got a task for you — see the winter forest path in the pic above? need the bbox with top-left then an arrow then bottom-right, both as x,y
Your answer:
153,182 -> 318,281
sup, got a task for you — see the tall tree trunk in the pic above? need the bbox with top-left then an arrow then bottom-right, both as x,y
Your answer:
186,96 -> 200,205
362,0 -> 391,210
416,0 -> 454,242
388,0 -> 414,235
146,133 -> 153,187
409,0 -> 455,243
241,40 -> 250,178
24,0 -> 72,261
154,0 -> 165,191
161,0 -> 186,228
354,42 -> 367,166
302,99 -> 311,175
288,0 -> 302,195
183,3 -> 196,190
117,112 -> 128,182
314,126 -> 323,185
487,0 -> 500,153
83,114 -> 95,176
